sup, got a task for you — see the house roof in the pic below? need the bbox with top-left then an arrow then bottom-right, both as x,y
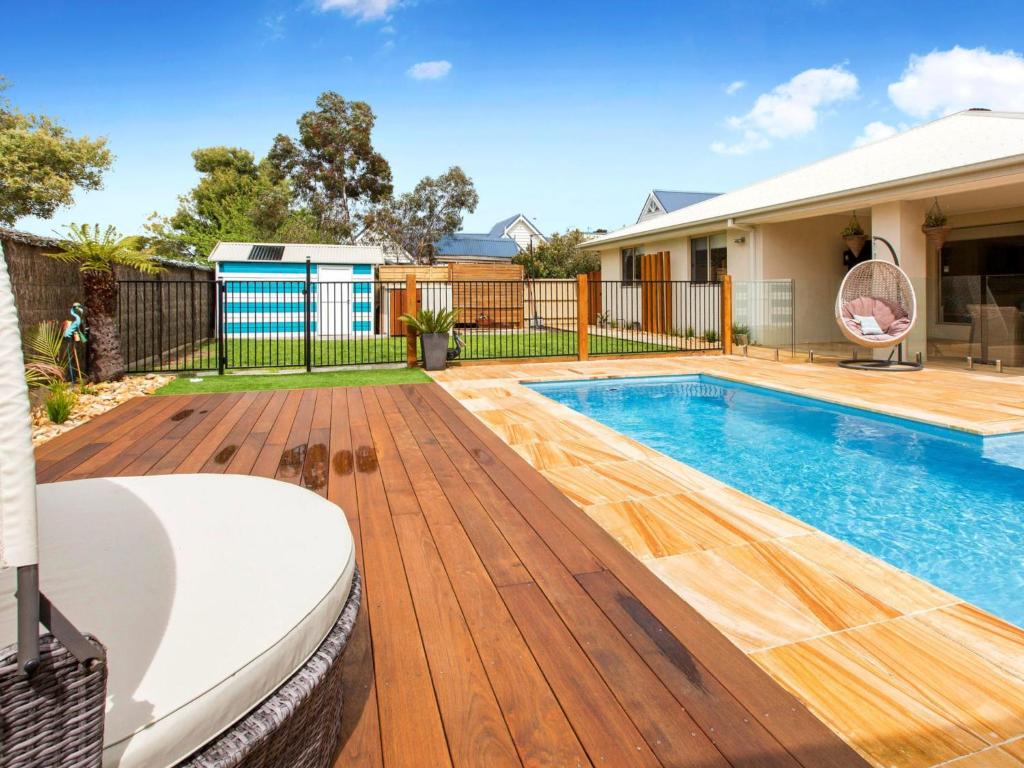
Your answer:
589,110 -> 1024,248
650,191 -> 720,213
487,214 -> 544,239
434,234 -> 521,260
208,241 -> 385,265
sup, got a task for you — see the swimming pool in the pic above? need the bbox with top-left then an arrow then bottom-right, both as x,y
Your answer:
528,374 -> 1024,627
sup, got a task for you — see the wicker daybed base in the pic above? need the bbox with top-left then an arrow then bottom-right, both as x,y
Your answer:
182,568 -> 362,768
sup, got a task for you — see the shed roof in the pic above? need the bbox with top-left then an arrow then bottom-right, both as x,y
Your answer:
208,242 -> 385,264
589,110 -> 1024,247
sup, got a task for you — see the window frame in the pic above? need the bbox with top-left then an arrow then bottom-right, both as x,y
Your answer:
621,246 -> 644,286
690,233 -> 728,283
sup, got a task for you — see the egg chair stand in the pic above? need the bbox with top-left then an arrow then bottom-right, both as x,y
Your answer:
836,236 -> 923,372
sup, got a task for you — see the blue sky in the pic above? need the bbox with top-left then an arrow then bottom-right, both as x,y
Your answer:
7,1 -> 1024,237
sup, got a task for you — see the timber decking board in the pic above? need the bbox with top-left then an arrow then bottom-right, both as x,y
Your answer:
35,385 -> 868,768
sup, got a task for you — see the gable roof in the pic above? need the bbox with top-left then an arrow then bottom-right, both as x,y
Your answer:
434,234 -> 520,260
488,214 -> 544,239
591,109 -> 1024,248
651,191 -> 720,213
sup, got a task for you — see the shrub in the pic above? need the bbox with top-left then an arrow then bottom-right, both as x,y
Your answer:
731,323 -> 750,337
24,321 -> 66,388
398,308 -> 458,334
704,329 -> 720,343
684,326 -> 695,339
45,383 -> 77,424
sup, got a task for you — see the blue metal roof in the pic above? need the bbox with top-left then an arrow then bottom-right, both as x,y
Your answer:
651,190 -> 720,213
434,234 -> 520,259
487,214 -> 544,238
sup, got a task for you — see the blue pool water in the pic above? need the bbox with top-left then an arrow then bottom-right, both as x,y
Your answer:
529,375 -> 1024,627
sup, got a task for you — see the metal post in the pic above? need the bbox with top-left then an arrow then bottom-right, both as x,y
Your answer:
16,565 -> 40,674
304,257 -> 312,373
217,280 -> 226,376
996,359 -> 1003,373
966,355 -> 974,370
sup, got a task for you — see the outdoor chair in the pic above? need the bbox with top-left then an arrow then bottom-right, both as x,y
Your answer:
834,236 -> 922,371
0,254 -> 360,768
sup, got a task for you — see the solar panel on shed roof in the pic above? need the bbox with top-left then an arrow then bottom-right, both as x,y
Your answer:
248,245 -> 285,261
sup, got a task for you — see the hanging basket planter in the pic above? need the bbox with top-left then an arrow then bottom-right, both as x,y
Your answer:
842,233 -> 867,257
922,198 -> 950,252
840,213 -> 867,257
921,224 -> 951,252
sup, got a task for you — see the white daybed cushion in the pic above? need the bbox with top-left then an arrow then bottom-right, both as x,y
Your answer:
0,474 -> 355,768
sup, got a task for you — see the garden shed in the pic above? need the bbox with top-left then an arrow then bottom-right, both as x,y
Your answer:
209,242 -> 385,336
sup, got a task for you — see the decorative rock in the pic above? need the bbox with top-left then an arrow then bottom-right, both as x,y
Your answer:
31,375 -> 174,446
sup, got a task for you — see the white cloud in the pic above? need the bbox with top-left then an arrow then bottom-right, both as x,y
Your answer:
725,80 -> 746,95
888,46 -> 1024,119
407,60 -> 451,80
712,65 -> 859,155
318,0 -> 401,22
852,120 -> 906,147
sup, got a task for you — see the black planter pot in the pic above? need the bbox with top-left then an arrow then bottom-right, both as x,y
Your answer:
421,332 -> 449,371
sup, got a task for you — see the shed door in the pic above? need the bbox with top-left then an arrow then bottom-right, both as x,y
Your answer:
318,266 -> 353,335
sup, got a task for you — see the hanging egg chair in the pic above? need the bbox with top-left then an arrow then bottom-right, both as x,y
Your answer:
834,236 -> 922,371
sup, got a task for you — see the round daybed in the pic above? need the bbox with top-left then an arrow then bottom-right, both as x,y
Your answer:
1,474 -> 359,767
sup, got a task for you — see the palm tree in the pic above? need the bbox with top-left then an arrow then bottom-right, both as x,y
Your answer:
47,224 -> 162,381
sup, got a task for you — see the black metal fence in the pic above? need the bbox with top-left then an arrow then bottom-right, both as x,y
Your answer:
118,276 -> 723,373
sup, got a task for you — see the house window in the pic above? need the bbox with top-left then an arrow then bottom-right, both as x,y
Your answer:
690,234 -> 727,282
621,247 -> 643,286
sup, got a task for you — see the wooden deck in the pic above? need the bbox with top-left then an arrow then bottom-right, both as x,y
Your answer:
433,357 -> 1024,768
34,383 -> 867,768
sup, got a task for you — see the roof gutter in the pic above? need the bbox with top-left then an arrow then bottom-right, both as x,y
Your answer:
584,153 -> 1024,249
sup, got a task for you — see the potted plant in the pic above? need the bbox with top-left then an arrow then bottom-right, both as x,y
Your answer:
399,308 -> 459,371
841,213 -> 866,257
922,198 -> 951,252
731,323 -> 750,346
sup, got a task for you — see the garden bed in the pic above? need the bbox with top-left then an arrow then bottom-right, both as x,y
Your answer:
32,374 -> 173,446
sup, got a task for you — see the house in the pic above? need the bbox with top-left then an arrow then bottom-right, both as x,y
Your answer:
583,109 -> 1024,362
636,190 -> 720,223
208,241 -> 385,336
433,214 -> 547,263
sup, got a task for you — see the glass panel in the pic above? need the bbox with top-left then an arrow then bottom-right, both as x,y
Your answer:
691,237 -> 709,282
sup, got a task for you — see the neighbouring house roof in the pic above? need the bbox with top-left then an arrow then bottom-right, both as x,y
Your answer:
487,214 -> 545,239
208,241 -> 385,265
434,234 -> 521,260
652,191 -> 721,213
637,191 -> 720,223
591,109 -> 1024,248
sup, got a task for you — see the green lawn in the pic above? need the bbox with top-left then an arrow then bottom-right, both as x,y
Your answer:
197,330 -> 675,370
156,367 -> 430,395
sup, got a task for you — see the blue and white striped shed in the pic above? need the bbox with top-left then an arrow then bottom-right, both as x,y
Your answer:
209,242 -> 385,337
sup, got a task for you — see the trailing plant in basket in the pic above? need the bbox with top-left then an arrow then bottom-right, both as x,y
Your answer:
840,214 -> 864,237
398,308 -> 459,334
